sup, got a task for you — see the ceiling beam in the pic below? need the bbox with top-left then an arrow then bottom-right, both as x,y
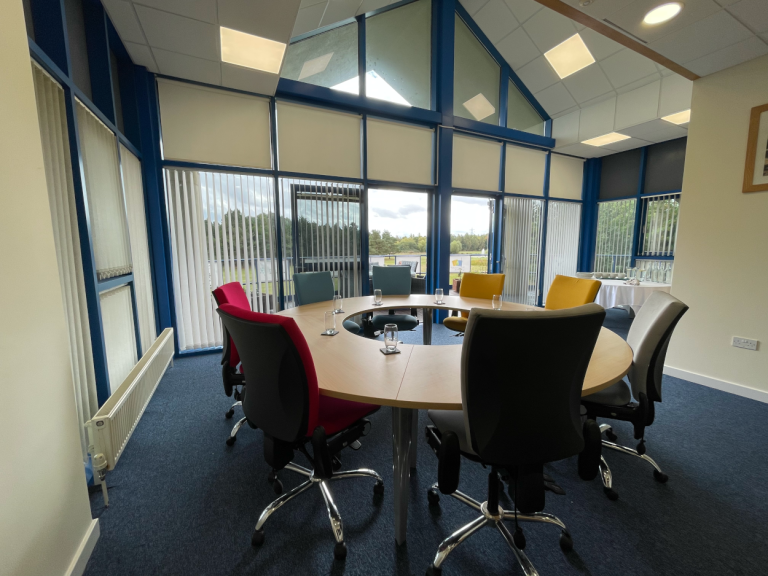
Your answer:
532,0 -> 700,81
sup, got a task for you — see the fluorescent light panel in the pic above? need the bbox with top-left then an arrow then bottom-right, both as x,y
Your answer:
644,3 -> 683,25
582,132 -> 631,147
662,109 -> 691,125
220,27 -> 286,74
544,34 -> 595,79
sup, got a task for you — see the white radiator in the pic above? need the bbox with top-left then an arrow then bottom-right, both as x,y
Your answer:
87,328 -> 174,504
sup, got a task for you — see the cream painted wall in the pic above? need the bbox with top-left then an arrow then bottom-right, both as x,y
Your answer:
667,54 -> 768,395
0,2 -> 97,575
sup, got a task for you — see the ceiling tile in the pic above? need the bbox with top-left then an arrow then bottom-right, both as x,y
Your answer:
132,0 -> 216,23
578,28 -> 624,61
522,7 -> 578,53
496,27 -> 540,70
715,0 -> 741,6
562,63 -> 614,103
459,0 -> 490,16
578,96 -> 616,141
552,108 -> 580,146
292,3 -> 327,36
221,63 -> 280,95
600,48 -> 660,88
601,136 -> 653,152
686,35 -> 768,75
552,105 -> 580,118
562,0 -> 636,23
516,55 -> 560,93
358,0 -> 399,14
578,91 -> 619,109
152,47 -> 221,84
534,82 -> 577,115
620,119 -> 688,142
301,0 -> 327,7
659,74 -> 693,116
101,0 -> 145,44
474,0 -> 519,44
650,11 -> 753,64
727,0 -> 768,33
124,41 -> 158,71
503,0 -> 542,23
218,0 -> 302,43
606,0 -> 722,44
615,80 -> 661,130
135,5 -> 219,60
320,0 -> 363,26
616,72 -> 661,94
554,142 -> 613,158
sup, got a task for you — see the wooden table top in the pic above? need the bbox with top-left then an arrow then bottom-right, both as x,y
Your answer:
277,295 -> 633,410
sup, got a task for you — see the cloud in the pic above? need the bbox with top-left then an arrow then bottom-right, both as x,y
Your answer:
371,207 -> 400,219
398,204 -> 426,216
453,195 -> 489,206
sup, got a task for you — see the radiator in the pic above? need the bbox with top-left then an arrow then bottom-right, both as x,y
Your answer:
87,328 -> 174,504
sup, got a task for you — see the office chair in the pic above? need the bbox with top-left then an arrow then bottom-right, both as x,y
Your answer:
216,304 -> 384,560
212,282 -> 251,446
370,265 -> 419,332
293,271 -> 361,334
424,304 -> 606,576
582,291 -> 688,500
545,275 -> 601,310
443,272 -> 506,334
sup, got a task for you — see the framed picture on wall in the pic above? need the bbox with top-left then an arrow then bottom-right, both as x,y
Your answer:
743,103 -> 768,193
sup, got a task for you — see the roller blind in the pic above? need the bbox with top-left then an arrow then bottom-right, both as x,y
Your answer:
367,118 -> 434,185
548,154 -> 584,200
157,79 -> 272,170
505,145 -> 546,196
452,133 -> 501,191
276,101 -> 361,179
100,285 -> 138,394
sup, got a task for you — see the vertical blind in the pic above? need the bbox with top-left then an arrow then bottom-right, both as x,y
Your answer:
120,144 -> 157,355
100,285 -> 138,394
542,201 -> 581,301
640,193 -> 680,257
594,199 -> 636,274
501,196 -> 543,305
164,169 -> 280,351
32,62 -> 98,461
76,99 -> 133,279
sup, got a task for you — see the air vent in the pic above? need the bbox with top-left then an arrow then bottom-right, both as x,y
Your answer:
603,19 -> 649,44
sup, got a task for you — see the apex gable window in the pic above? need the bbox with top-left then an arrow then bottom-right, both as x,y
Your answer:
454,15 -> 500,125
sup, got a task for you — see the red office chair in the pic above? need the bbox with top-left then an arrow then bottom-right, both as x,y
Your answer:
212,282 -> 251,445
217,304 -> 384,560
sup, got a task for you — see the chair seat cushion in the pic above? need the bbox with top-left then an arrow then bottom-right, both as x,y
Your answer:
585,380 -> 632,406
427,409 -> 476,455
371,314 -> 418,331
442,316 -> 468,333
318,396 -> 379,436
342,320 -> 361,335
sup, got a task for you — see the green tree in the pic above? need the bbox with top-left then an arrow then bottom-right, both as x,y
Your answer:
450,240 -> 462,253
397,236 -> 418,252
417,236 -> 427,252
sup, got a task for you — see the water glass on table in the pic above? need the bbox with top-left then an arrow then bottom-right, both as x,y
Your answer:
333,295 -> 343,313
324,311 -> 336,335
435,288 -> 444,304
384,324 -> 399,352
374,289 -> 382,305
492,294 -> 503,310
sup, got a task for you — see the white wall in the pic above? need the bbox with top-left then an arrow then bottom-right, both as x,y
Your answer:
667,54 -> 768,398
0,2 -> 98,575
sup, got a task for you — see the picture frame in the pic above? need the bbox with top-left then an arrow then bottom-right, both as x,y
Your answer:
743,103 -> 768,193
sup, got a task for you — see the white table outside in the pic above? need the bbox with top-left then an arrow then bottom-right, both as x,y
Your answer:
594,279 -> 672,316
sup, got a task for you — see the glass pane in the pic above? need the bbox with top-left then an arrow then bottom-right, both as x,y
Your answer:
366,0 -> 431,108
640,194 -> 680,257
507,80 -> 545,136
454,15 -> 499,125
100,285 -> 138,394
281,23 -> 359,92
594,199 -> 636,274
449,195 -> 493,293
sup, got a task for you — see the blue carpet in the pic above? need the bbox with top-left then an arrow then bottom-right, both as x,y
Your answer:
84,309 -> 768,576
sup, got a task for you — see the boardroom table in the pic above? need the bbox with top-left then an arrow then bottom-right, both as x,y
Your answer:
277,295 -> 633,545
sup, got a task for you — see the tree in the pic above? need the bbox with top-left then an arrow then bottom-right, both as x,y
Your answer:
397,236 -> 418,252
450,240 -> 462,253
417,236 -> 427,252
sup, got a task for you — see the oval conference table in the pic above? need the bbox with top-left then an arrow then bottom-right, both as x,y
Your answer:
278,294 -> 633,545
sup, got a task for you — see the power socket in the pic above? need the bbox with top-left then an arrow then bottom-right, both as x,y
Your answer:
732,337 -> 758,351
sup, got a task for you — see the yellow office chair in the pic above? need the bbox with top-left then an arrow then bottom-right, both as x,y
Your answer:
443,272 -> 506,334
545,275 -> 602,310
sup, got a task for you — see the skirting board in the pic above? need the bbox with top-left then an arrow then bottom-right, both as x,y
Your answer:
65,519 -> 100,576
664,365 -> 768,404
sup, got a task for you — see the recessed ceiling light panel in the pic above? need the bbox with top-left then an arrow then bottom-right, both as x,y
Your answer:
463,93 -> 496,121
220,27 -> 286,74
662,109 -> 691,125
544,34 -> 596,79
643,3 -> 683,25
582,132 -> 631,147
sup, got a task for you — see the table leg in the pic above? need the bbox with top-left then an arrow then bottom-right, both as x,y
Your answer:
410,409 -> 419,468
392,406 -> 414,545
423,308 -> 433,345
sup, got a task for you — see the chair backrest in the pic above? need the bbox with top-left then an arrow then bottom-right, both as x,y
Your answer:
372,265 -> 412,296
458,273 -> 506,318
545,275 -> 602,310
212,282 -> 251,368
400,260 -> 419,274
626,291 -> 688,402
217,304 -> 320,442
293,271 -> 335,306
461,304 -> 606,467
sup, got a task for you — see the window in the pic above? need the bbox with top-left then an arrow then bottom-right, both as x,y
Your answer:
507,81 -> 545,136
281,23 -> 359,92
542,201 -> 581,301
368,189 -> 428,277
502,196 -> 544,305
366,0 -> 432,108
449,195 -> 493,291
594,199 -> 636,274
639,194 -> 680,257
454,15 -> 500,125
100,285 -> 138,394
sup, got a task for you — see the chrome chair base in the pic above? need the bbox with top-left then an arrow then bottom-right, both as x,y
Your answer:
252,461 -> 384,560
598,424 -> 669,500
225,413 -> 246,446
224,400 -> 242,419
425,484 -> 572,576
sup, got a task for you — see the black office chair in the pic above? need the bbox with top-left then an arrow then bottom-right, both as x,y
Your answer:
582,291 -> 688,500
217,304 -> 384,560
370,265 -> 419,332
424,304 -> 606,576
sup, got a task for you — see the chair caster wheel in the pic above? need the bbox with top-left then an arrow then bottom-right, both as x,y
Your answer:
251,529 -> 264,547
373,481 -> 385,495
653,470 -> 669,483
426,564 -> 442,576
272,479 -> 283,495
513,527 -> 526,550
225,409 -> 234,419
427,488 -> 440,505
605,429 -> 618,442
332,455 -> 342,471
604,487 -> 619,501
225,436 -> 236,446
334,542 -> 347,560
559,531 -> 573,552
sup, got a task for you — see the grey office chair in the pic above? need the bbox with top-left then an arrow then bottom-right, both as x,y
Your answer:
424,304 -> 606,576
582,291 -> 688,500
370,265 -> 419,332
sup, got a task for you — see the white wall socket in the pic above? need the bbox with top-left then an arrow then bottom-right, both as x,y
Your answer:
732,337 -> 758,351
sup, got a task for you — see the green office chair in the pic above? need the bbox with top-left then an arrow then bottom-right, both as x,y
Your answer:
370,266 -> 419,332
293,271 -> 361,335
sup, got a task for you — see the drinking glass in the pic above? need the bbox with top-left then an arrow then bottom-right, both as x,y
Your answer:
638,268 -> 647,281
384,324 -> 398,352
627,267 -> 637,280
664,263 -> 673,284
492,294 -> 502,310
324,311 -> 336,334
374,289 -> 382,305
333,295 -> 343,313
435,288 -> 444,303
